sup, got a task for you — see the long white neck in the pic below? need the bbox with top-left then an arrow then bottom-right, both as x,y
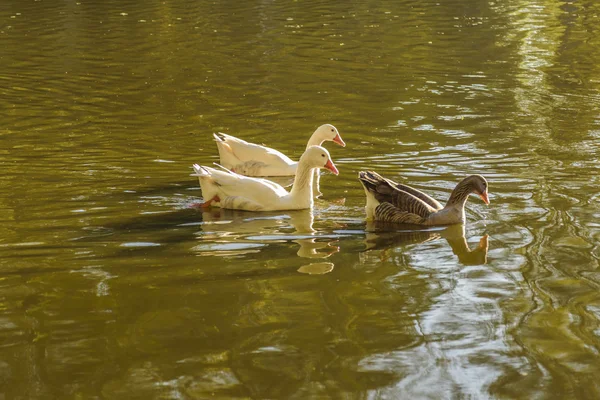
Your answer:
289,161 -> 315,207
306,132 -> 324,149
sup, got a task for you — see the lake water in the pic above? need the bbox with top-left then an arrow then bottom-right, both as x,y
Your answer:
2,0 -> 600,398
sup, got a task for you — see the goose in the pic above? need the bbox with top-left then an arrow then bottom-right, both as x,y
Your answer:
192,146 -> 339,211
213,124 -> 345,177
359,171 -> 489,225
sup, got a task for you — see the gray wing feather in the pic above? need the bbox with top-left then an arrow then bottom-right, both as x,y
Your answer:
374,202 -> 427,224
359,171 -> 436,219
393,183 -> 443,210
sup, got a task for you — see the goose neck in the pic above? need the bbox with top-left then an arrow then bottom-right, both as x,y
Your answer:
445,180 -> 473,209
306,133 -> 324,149
290,162 -> 315,201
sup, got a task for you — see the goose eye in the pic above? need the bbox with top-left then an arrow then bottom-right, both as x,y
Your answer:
321,154 -> 325,157
331,129 -> 334,132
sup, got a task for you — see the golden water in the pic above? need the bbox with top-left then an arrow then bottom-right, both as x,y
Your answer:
1,0 -> 600,398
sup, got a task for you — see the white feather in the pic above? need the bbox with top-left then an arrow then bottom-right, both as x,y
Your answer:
193,146 -> 338,211
211,124 -> 343,177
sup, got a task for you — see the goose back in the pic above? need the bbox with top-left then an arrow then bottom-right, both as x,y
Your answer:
359,171 -> 438,218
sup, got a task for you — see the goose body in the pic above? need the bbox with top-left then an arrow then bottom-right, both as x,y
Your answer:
192,146 -> 339,212
213,124 -> 345,177
359,171 -> 489,226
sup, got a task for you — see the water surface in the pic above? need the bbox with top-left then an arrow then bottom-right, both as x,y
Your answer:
2,0 -> 600,398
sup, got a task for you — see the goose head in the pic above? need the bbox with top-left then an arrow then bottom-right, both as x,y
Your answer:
313,124 -> 345,147
467,175 -> 489,204
301,146 -> 339,175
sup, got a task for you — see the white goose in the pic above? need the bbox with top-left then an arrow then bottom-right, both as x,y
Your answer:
213,124 -> 345,177
192,146 -> 339,211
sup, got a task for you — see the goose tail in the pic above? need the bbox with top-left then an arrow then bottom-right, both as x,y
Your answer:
191,164 -> 210,177
358,171 -> 384,220
212,133 -> 240,169
191,164 -> 220,202
358,171 -> 387,192
213,132 -> 226,142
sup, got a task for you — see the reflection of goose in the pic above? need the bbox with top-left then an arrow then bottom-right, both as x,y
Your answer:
364,225 -> 441,251
196,208 -> 338,260
192,146 -> 339,211
293,238 -> 339,259
365,223 -> 488,265
359,171 -> 489,225
198,208 -> 315,234
213,124 -> 345,177
297,262 -> 335,275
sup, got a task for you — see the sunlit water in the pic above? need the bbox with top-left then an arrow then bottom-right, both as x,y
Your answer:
1,0 -> 600,398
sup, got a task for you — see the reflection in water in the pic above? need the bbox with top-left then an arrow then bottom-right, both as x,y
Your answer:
297,262 -> 335,275
294,238 -> 339,259
195,208 -> 338,272
365,223 -> 489,265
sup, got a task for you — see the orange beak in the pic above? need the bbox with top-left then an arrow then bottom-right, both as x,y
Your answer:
479,190 -> 490,205
324,159 -> 339,175
333,134 -> 346,147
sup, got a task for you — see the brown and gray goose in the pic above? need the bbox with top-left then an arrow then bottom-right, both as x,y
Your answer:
358,171 -> 489,225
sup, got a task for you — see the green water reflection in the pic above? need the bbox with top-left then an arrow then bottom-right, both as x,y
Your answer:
1,0 -> 600,398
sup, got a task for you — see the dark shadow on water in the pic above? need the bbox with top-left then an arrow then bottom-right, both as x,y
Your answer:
104,207 -> 202,232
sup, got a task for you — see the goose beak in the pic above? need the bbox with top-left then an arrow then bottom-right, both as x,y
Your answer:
333,134 -> 346,147
479,190 -> 490,205
324,159 -> 339,175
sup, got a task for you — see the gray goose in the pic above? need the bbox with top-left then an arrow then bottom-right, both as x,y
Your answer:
358,171 -> 489,225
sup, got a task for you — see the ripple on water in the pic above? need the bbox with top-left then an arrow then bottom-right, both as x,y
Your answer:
119,242 -> 162,248
191,242 -> 266,257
